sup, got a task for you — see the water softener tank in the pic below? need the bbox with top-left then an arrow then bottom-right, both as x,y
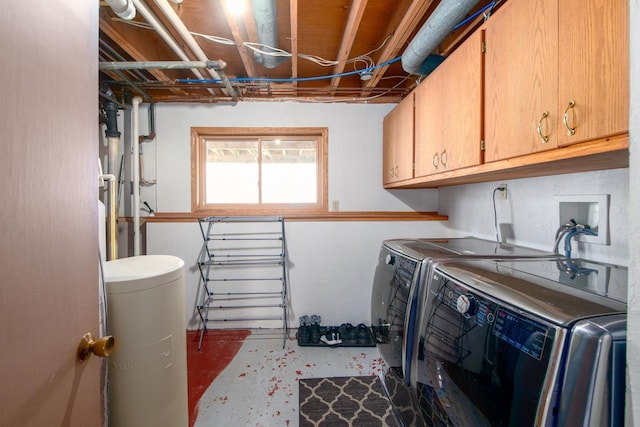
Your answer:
104,255 -> 188,427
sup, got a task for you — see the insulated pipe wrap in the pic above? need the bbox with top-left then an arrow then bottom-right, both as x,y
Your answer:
401,0 -> 481,75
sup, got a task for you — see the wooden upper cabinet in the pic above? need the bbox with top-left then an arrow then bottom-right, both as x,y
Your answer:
382,0 -> 629,189
484,0 -> 558,162
557,0 -> 629,147
485,0 -> 628,160
383,92 -> 414,184
414,30 -> 483,177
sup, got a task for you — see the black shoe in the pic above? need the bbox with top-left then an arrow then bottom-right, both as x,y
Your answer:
297,325 -> 310,344
357,323 -> 370,344
310,323 -> 321,343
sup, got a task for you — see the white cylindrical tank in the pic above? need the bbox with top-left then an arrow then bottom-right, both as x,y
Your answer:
104,255 -> 188,427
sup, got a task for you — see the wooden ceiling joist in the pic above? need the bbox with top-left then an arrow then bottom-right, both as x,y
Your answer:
329,0 -> 368,95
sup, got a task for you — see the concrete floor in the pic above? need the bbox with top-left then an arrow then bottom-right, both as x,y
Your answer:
192,329 -> 386,427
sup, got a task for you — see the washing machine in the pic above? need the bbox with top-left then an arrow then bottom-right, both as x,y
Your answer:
411,257 -> 627,426
370,237 -> 557,426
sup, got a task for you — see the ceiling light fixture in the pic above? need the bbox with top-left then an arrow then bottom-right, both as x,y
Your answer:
225,0 -> 246,16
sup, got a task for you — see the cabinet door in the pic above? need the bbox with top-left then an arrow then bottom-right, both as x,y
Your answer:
415,30 -> 483,177
383,92 -> 414,184
484,0 -> 558,162
557,0 -> 628,146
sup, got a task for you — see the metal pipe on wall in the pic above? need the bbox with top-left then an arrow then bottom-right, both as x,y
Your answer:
130,0 -> 212,88
132,96 -> 142,256
100,173 -> 118,261
102,101 -> 121,260
152,0 -> 237,98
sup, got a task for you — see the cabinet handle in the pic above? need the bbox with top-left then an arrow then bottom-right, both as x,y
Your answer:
432,153 -> 439,169
394,166 -> 399,178
537,111 -> 550,143
440,149 -> 448,166
563,101 -> 576,136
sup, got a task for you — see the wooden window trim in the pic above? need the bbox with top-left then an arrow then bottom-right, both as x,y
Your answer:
191,127 -> 328,216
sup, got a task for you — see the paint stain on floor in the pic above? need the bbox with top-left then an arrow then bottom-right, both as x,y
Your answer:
186,329 -> 250,427
191,332 -> 385,427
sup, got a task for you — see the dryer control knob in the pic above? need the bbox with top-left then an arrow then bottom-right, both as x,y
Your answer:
456,294 -> 477,316
385,254 -> 395,265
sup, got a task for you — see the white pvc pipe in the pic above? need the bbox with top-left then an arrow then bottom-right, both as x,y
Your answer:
106,0 -> 136,20
132,96 -> 142,256
130,0 -> 210,83
153,0 -> 223,82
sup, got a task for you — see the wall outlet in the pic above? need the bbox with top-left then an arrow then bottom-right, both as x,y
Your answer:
499,184 -> 507,199
331,200 -> 339,211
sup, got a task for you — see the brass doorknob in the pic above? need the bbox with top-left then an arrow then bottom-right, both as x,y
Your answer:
77,332 -> 115,361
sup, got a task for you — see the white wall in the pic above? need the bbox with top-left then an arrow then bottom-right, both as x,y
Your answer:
626,0 -> 639,423
438,168 -> 629,265
137,102 -> 437,214
137,103 -> 447,329
147,220 -> 448,329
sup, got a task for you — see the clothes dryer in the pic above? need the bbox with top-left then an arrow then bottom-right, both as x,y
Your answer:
411,257 -> 627,426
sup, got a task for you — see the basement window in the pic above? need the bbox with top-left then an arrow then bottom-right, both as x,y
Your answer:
191,127 -> 328,215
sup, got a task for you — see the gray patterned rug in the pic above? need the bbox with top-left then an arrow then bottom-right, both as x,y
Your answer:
299,376 -> 401,427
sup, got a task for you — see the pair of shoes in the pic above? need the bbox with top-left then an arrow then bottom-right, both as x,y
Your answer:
356,323 -> 371,344
299,314 -> 322,327
339,323 -> 357,344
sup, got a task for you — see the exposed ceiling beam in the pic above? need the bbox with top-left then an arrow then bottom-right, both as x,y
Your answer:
329,0 -> 368,95
220,0 -> 258,78
289,0 -> 299,95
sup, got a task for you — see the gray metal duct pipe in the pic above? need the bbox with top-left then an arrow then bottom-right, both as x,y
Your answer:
251,0 -> 287,69
401,0 -> 481,75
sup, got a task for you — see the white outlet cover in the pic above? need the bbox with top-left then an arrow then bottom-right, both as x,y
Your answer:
554,194 -> 609,245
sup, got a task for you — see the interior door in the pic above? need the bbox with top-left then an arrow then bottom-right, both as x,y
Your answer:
0,1 -> 102,426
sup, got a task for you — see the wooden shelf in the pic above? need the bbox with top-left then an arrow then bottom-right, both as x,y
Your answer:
137,211 -> 448,223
